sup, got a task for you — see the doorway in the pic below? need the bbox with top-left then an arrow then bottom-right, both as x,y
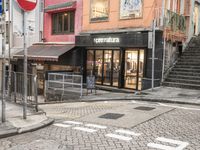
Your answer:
124,49 -> 144,90
87,49 -> 120,86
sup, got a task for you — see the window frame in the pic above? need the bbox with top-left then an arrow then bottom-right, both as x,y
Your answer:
119,0 -> 143,20
51,11 -> 75,35
90,0 -> 110,23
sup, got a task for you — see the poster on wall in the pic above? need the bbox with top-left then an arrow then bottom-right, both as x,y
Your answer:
120,0 -> 143,19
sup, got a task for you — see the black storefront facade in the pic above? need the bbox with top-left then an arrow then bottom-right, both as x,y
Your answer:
76,31 -> 164,91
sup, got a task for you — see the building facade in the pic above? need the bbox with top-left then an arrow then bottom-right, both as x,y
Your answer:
76,0 -> 163,90
0,0 -> 43,89
14,0 -> 83,94
76,0 -> 197,91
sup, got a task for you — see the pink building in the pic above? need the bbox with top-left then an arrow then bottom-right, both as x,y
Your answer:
14,0 -> 83,95
43,0 -> 82,43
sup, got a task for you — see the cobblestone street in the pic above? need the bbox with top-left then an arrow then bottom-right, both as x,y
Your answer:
0,101 -> 200,150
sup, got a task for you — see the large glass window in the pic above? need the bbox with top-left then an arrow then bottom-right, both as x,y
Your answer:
87,50 -> 94,76
113,51 -> 120,86
124,49 -> 144,90
120,0 -> 143,19
52,11 -> 75,34
138,50 -> 144,90
87,50 -> 120,86
124,50 -> 138,89
103,50 -> 112,85
95,51 -> 103,84
90,0 -> 109,22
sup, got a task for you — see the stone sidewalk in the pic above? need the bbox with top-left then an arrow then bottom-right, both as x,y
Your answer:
80,86 -> 200,105
0,102 -> 54,138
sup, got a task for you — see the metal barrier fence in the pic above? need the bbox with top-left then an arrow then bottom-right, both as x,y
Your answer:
5,71 -> 38,111
46,72 -> 83,101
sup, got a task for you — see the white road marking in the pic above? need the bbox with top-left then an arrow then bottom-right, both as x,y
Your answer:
106,133 -> 132,141
148,143 -> 176,150
63,121 -> 83,125
85,124 -> 107,129
73,127 -> 97,133
53,123 -> 71,128
147,137 -> 189,150
158,103 -> 200,111
115,129 -> 141,136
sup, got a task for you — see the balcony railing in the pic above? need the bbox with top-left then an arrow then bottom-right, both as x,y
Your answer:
155,8 -> 186,33
164,10 -> 186,33
154,8 -> 187,41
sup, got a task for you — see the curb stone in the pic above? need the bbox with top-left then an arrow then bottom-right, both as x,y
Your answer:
0,118 -> 54,139
80,97 -> 200,106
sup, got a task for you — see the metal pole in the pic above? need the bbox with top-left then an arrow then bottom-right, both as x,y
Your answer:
161,39 -> 166,82
152,20 -> 156,91
1,0 -> 7,123
7,0 -> 11,99
23,11 -> 27,119
34,75 -> 38,112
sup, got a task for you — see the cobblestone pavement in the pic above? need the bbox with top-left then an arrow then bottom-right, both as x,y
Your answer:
0,101 -> 200,150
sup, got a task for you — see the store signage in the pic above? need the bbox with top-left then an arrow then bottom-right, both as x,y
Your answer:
17,0 -> 37,11
94,37 -> 120,44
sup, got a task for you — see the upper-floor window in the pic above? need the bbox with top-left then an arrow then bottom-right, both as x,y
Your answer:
120,0 -> 143,19
90,0 -> 109,22
52,11 -> 75,34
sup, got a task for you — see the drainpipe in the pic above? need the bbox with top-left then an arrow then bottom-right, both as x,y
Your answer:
161,0 -> 166,83
151,19 -> 156,91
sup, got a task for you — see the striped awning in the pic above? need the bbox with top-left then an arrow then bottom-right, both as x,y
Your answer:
45,1 -> 76,13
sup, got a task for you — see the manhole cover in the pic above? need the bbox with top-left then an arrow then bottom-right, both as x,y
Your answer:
134,106 -> 155,111
99,113 -> 124,120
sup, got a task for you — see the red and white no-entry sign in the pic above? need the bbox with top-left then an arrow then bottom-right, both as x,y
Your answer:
17,0 -> 37,11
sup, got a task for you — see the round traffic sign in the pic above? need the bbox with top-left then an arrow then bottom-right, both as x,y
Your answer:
17,0 -> 37,11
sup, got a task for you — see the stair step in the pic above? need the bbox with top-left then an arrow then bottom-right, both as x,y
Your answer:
168,74 -> 200,80
181,55 -> 200,58
174,65 -> 200,69
176,62 -> 200,66
165,78 -> 200,85
172,68 -> 200,73
178,59 -> 200,62
170,71 -> 200,76
162,82 -> 200,90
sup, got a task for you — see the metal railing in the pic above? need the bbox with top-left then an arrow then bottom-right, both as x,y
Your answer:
45,72 -> 83,101
5,71 -> 38,111
154,7 -> 186,33
165,10 -> 186,33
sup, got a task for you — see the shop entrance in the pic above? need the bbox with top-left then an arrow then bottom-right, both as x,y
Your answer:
86,49 -> 144,90
87,50 -> 120,87
124,49 -> 144,90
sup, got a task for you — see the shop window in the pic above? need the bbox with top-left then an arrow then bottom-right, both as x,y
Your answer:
87,50 -> 94,75
90,0 -> 109,22
52,11 -> 75,34
120,0 -> 143,19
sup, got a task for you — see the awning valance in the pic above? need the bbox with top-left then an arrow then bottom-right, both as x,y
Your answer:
45,1 -> 76,13
13,44 -> 75,62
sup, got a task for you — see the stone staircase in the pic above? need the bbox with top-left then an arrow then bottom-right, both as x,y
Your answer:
163,36 -> 200,89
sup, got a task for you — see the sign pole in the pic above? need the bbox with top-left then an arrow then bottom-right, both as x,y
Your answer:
23,11 -> 27,119
16,0 -> 37,120
151,19 -> 156,91
1,0 -> 7,123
